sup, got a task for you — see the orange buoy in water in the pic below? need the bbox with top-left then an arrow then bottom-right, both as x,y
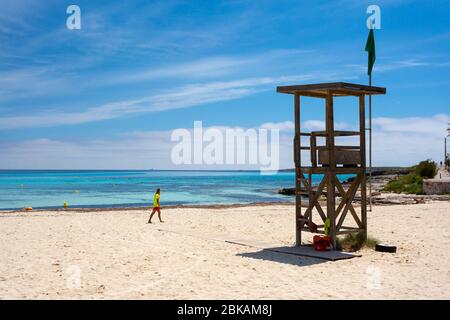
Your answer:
24,207 -> 33,212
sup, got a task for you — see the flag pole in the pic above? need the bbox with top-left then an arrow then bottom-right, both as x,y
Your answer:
367,20 -> 374,213
369,73 -> 372,212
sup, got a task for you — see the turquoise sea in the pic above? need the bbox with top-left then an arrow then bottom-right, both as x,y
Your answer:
0,170 -> 353,210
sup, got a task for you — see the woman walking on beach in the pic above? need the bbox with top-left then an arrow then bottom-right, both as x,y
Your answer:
148,188 -> 163,223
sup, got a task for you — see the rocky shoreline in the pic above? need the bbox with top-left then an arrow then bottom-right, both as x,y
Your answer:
278,168 -> 450,205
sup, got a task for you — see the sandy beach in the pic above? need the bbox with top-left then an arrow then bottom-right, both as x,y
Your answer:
1,201 -> 449,299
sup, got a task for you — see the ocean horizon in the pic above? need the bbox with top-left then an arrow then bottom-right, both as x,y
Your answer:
0,170 -> 353,210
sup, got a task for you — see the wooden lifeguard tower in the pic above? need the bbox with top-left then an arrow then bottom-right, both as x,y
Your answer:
277,82 -> 386,248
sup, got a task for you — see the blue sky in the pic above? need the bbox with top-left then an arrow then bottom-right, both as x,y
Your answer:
0,0 -> 449,169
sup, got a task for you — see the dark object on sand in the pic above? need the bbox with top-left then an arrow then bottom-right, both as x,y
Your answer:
375,243 -> 397,253
278,188 -> 295,195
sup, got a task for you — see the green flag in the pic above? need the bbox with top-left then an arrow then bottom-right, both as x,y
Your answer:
365,28 -> 376,75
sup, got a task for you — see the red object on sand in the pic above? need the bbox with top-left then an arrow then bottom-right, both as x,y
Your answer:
313,235 -> 332,251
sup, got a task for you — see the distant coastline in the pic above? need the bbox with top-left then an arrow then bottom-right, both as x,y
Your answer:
278,166 -> 411,173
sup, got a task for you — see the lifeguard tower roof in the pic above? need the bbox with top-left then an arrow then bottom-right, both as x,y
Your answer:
277,82 -> 386,97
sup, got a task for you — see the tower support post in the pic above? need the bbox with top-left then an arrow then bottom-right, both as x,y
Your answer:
325,91 -> 337,248
294,93 -> 302,246
359,95 -> 368,240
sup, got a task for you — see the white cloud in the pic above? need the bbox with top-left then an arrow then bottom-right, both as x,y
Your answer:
260,121 -> 294,131
302,120 -> 325,131
1,114 -> 448,169
0,73 -> 332,130
302,120 -> 350,131
115,57 -> 251,83
372,114 -> 450,135
346,57 -> 437,74
104,50 -> 310,85
0,134 -> 174,170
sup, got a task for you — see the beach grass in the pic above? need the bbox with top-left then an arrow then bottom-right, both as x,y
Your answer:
383,173 -> 423,194
382,159 -> 437,195
336,232 -> 378,252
